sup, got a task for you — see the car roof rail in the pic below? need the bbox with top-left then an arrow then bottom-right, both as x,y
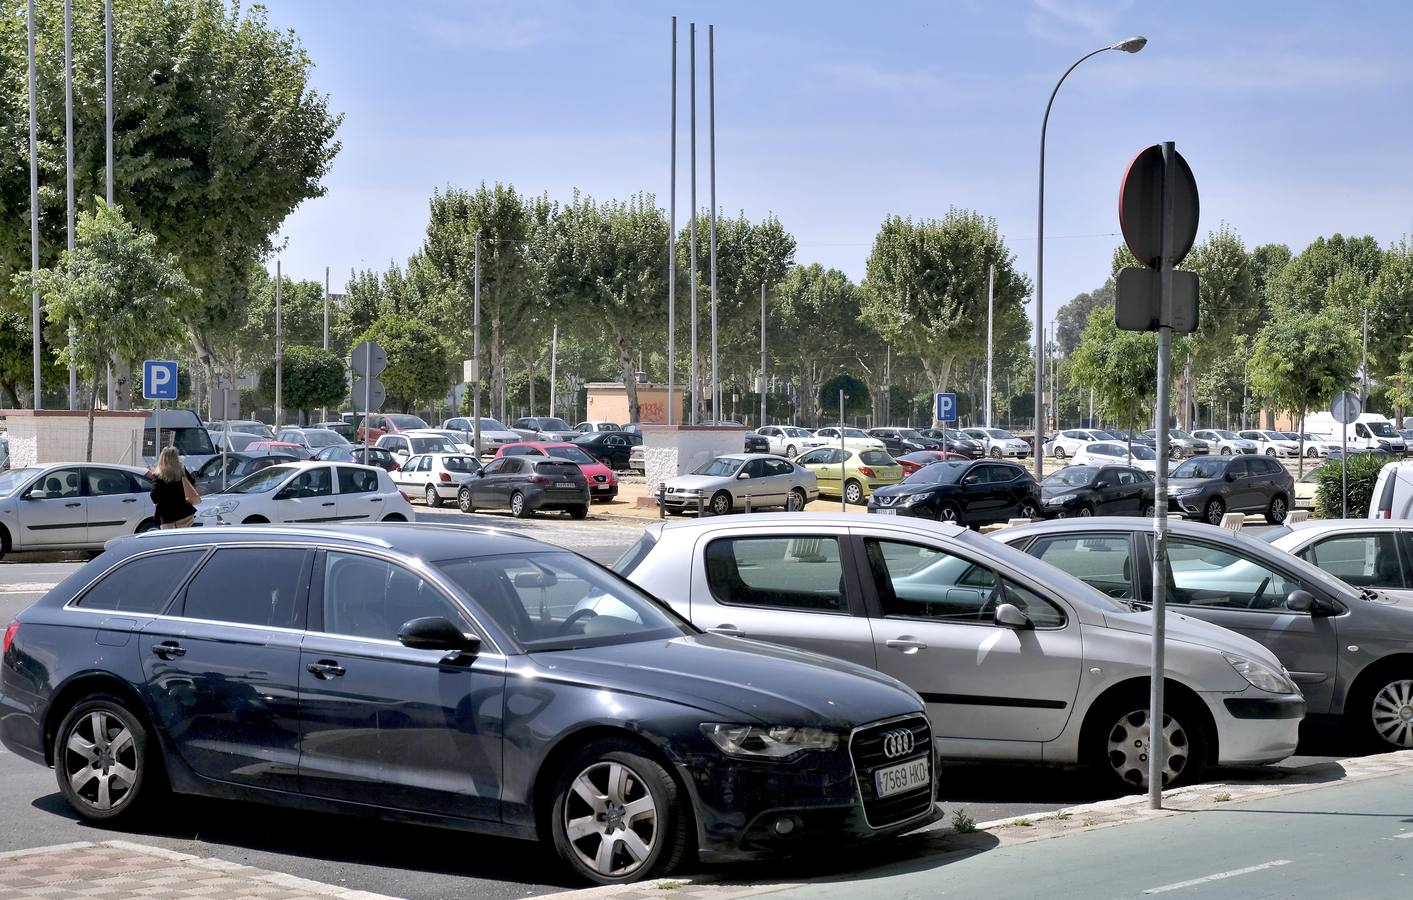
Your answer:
124,525 -> 395,549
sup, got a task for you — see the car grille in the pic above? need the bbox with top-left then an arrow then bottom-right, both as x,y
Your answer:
877,495 -> 896,507
593,474 -> 607,483
850,715 -> 934,829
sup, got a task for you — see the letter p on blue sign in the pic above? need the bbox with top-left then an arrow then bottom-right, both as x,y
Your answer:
143,360 -> 178,401
934,392 -> 957,423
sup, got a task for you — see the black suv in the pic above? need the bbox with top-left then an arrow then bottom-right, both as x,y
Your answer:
1167,454 -> 1293,525
868,428 -> 940,454
868,459 -> 1040,525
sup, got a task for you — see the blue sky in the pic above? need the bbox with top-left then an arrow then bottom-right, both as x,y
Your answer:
264,0 -> 1413,330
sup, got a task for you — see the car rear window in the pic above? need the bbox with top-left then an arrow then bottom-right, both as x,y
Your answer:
860,450 -> 894,466
612,532 -> 659,577
536,461 -> 583,478
73,550 -> 207,614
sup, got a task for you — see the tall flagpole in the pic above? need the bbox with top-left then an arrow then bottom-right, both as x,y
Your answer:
28,0 -> 41,409
688,23 -> 698,424
708,24 -> 719,422
667,16 -> 676,425
986,264 -> 995,428
65,0 -> 76,409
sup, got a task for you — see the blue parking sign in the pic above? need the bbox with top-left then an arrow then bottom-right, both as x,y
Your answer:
934,392 -> 957,423
143,360 -> 178,400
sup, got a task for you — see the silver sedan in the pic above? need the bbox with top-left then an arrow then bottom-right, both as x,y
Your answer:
658,453 -> 818,515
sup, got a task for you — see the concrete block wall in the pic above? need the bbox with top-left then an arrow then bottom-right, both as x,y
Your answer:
0,410 -> 147,467
641,426 -> 747,497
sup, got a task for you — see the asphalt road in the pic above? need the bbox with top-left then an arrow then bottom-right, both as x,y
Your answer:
0,512 -> 1380,898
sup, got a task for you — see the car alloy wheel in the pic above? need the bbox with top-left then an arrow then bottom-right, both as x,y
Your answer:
1105,708 -> 1191,789
1077,505 -> 1093,517
937,502 -> 960,523
844,480 -> 863,505
56,699 -> 152,821
562,759 -> 658,879
1054,446 -> 1066,459
989,447 -> 1002,459
1266,495 -> 1288,524
1369,678 -> 1413,749
1204,498 -> 1224,526
787,488 -> 807,511
458,487 -> 475,513
1266,448 -> 1276,456
785,445 -> 797,458
424,485 -> 442,508
1141,501 -> 1156,517
710,491 -> 732,516
511,491 -> 531,518
1220,446 -> 1232,455
1019,500 -> 1039,519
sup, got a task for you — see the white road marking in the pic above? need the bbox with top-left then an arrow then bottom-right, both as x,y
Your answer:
0,583 -> 58,593
1393,831 -> 1413,839
1143,860 -> 1292,894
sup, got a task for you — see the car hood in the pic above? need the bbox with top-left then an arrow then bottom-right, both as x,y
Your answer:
530,633 -> 922,728
480,430 -> 521,441
1100,606 -> 1284,667
1166,477 -> 1214,492
538,430 -> 581,442
665,474 -> 730,491
579,461 -> 615,479
1041,486 -> 1084,501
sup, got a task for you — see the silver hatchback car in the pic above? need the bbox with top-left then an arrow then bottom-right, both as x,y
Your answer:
616,513 -> 1304,788
657,454 -> 818,515
0,463 -> 158,559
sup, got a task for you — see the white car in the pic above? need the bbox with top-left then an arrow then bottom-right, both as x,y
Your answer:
628,444 -> 645,472
961,427 -> 1031,459
757,425 -> 830,457
416,429 -> 476,455
813,426 -> 886,451
441,416 -> 522,455
1046,429 -> 1116,460
391,452 -> 483,508
1266,520 -> 1413,602
1069,441 -> 1169,475
0,463 -> 158,558
1192,429 -> 1259,455
375,430 -> 459,466
573,420 -> 622,433
195,461 -> 414,525
1287,432 -> 1329,459
1239,430 -> 1301,458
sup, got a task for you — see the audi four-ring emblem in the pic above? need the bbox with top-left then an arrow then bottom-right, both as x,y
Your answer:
881,728 -> 915,759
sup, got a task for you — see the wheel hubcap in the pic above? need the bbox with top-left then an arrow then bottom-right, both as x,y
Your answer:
846,484 -> 860,503
426,487 -> 436,502
563,761 -> 658,878
1107,709 -> 1188,788
941,507 -> 957,521
1372,680 -> 1413,747
714,496 -> 729,514
64,711 -> 138,811
512,495 -> 523,514
1078,507 -> 1092,517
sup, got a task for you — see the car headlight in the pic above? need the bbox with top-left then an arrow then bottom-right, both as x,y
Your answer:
1223,654 -> 1297,694
898,493 -> 926,505
701,723 -> 840,759
1174,487 -> 1203,497
1044,495 -> 1068,505
199,499 -> 239,517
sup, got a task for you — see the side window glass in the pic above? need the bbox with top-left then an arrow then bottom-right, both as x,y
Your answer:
337,466 -> 379,494
129,473 -> 155,492
288,467 -> 333,497
703,536 -> 847,613
865,539 -> 999,622
1306,533 -> 1405,588
322,552 -> 465,640
1026,534 -> 1134,599
765,459 -> 793,477
34,468 -> 82,498
75,550 -> 206,614
999,579 -> 1067,628
1166,538 -> 1303,610
482,459 -> 504,475
85,468 -> 134,496
181,548 -> 307,627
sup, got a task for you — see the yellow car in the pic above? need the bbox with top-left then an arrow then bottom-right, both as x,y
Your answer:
794,446 -> 904,504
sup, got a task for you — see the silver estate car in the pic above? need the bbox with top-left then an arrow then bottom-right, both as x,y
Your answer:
0,464 -> 158,559
1002,517 -> 1413,751
615,513 -> 1303,789
657,454 -> 818,515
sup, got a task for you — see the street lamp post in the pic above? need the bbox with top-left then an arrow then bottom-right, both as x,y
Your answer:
1034,36 -> 1146,478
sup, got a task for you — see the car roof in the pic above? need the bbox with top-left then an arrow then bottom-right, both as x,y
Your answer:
21,462 -> 150,475
110,521 -> 553,560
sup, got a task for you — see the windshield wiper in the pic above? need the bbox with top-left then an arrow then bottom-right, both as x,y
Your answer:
1359,587 -> 1381,602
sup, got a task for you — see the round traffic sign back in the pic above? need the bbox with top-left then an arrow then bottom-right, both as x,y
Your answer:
1119,145 -> 1199,269
1330,390 -> 1362,425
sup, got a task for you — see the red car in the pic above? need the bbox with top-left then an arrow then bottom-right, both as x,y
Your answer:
355,413 -> 429,445
497,441 -> 618,502
895,450 -> 970,475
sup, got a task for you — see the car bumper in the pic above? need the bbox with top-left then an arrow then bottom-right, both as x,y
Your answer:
1203,689 -> 1304,766
867,504 -> 924,517
658,491 -> 704,509
589,482 -> 619,500
526,488 -> 590,510
1167,496 -> 1206,516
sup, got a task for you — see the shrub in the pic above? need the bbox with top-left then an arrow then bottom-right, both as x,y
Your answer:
1314,453 -> 1391,518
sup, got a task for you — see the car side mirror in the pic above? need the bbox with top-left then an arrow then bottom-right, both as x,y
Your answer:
25,490 -> 47,500
1284,589 -> 1316,613
476,469 -> 486,477
398,616 -> 481,653
994,603 -> 1033,629
1224,472 -> 1236,482
1093,480 -> 1109,490
737,471 -> 751,479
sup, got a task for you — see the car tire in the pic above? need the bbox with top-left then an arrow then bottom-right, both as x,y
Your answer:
1077,504 -> 1094,518
844,479 -> 864,505
1307,447 -> 1320,459
1085,688 -> 1206,791
0,525 -> 8,561
549,739 -> 691,886
242,515 -> 269,524
1348,667 -> 1413,750
787,487 -> 807,511
1266,448 -> 1276,456
381,513 -> 407,522
1202,498 -> 1224,526
1018,499 -> 1040,520
1171,447 -> 1183,460
1220,446 -> 1232,455
1265,494 -> 1289,525
568,505 -> 589,520
1054,446 -> 1066,460
1141,501 -> 1157,517
785,445 -> 797,458
424,485 -> 443,508
135,518 -> 159,534
936,502 -> 961,523
511,491 -> 532,518
54,695 -> 164,824
458,487 -> 476,513
709,491 -> 732,516
989,447 -> 1002,459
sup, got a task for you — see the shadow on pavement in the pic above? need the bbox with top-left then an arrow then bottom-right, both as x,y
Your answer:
698,828 -> 1002,887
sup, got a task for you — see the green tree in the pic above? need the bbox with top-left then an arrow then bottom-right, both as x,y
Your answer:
257,344 -> 345,424
1367,240 -> 1413,406
819,373 -> 870,419
1068,307 -> 1157,453
352,315 -> 450,412
1249,310 -> 1358,475
0,312 -> 63,406
237,272 -> 327,371
769,264 -> 862,425
860,210 -> 1030,421
16,202 -> 188,458
1054,280 -> 1114,356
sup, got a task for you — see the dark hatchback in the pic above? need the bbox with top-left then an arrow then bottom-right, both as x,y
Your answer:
867,460 -> 1041,525
313,444 -> 399,472
573,431 -> 642,470
1040,465 -> 1156,518
868,428 -> 940,455
458,456 -> 591,518
917,429 -> 984,458
0,525 -> 938,885
1166,454 -> 1293,525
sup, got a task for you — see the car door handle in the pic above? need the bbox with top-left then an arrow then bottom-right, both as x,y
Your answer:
306,660 -> 346,679
150,641 -> 186,659
885,638 -> 928,652
369,497 -> 383,502
122,497 -> 138,503
65,502 -> 82,508
707,625 -> 742,636
321,501 -> 336,507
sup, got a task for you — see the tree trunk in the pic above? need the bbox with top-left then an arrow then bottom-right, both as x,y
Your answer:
86,358 -> 101,462
527,359 -> 536,415
490,319 -> 505,422
920,356 -> 954,427
1297,409 -> 1306,479
613,326 -> 641,424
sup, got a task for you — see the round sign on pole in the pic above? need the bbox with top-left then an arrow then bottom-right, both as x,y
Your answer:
1118,145 -> 1199,269
350,340 -> 387,378
1330,390 -> 1362,425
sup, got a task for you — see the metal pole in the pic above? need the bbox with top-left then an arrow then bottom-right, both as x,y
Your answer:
321,266 -> 330,421
549,323 -> 558,417
1342,424 -> 1348,518
986,264 -> 994,428
472,235 -> 482,455
688,23 -> 698,424
154,399 -> 160,458
759,282 -> 767,427
708,24 -> 719,422
105,0 -> 115,409
362,344 -> 372,460
65,0 -> 76,410
220,414 -> 228,491
1148,140 -> 1178,810
667,16 -> 677,426
28,0 -> 40,409
839,390 -> 846,512
1361,306 -> 1369,404
884,345 -> 891,427
275,261 -> 283,427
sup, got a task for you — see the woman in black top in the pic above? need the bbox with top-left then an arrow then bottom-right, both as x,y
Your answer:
150,446 -> 199,528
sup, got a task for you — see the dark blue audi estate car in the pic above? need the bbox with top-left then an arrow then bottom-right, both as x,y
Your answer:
0,523 -> 938,885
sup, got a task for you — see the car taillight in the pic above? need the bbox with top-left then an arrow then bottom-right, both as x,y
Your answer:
858,466 -> 875,477
439,472 -> 451,482
389,462 -> 401,471
399,490 -> 412,501
2,620 -> 18,655
529,474 -> 552,485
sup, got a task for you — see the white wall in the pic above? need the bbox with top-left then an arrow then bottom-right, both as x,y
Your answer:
2,411 -> 146,467
641,426 -> 745,497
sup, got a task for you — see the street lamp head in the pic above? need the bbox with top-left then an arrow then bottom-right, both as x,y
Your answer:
1111,36 -> 1148,53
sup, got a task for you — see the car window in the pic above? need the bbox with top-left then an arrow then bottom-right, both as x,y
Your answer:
797,449 -> 829,465
704,536 -> 848,613
503,445 -> 534,456
741,459 -> 767,478
180,548 -> 308,627
864,538 -> 1064,627
860,450 -> 892,466
285,467 -> 333,498
1116,469 -> 1140,486
501,458 -> 524,475
1302,532 -> 1406,589
85,468 -> 135,496
1025,534 -> 1135,599
337,466 -> 381,494
33,468 -> 82,499
321,551 -> 466,641
1165,537 -> 1304,611
764,459 -> 794,477
74,549 -> 206,614
442,455 -> 480,472
481,458 -> 506,475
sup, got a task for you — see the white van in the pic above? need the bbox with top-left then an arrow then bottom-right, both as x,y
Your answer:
1304,412 -> 1407,454
1370,460 -> 1413,519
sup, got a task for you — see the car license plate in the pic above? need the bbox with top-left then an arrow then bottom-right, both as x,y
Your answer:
594,484 -> 611,491
874,757 -> 930,798
555,481 -> 576,488
875,508 -> 896,515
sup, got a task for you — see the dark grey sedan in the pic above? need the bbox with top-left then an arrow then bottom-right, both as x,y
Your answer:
0,525 -> 938,885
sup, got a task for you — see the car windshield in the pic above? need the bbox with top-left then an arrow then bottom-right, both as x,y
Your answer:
1298,467 -> 1324,483
480,418 -> 510,431
897,429 -> 925,439
547,446 -> 595,464
304,430 -> 347,448
436,551 -> 692,652
425,430 -> 465,443
1091,431 -> 1119,440
386,414 -> 428,430
906,461 -> 967,484
318,446 -> 354,462
694,457 -> 743,477
409,437 -> 457,453
1213,430 -> 1238,439
537,418 -> 572,431
1043,466 -> 1096,488
1173,458 -> 1228,479
0,467 -> 39,496
441,455 -> 481,472
1301,434 -> 1321,442
225,465 -> 296,494
837,427 -> 869,438
1368,421 -> 1398,437
1281,433 -> 1300,441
